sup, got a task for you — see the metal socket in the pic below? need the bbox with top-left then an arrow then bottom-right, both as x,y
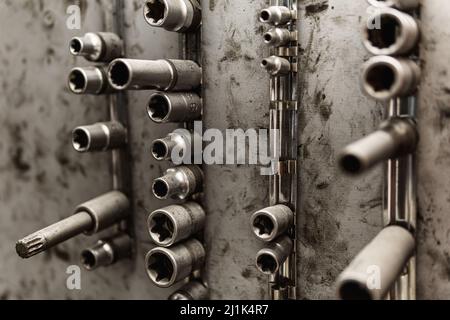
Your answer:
148,202 -> 205,247
145,238 -> 205,288
143,0 -> 201,33
72,122 -> 127,153
261,56 -> 291,76
81,233 -> 132,271
107,58 -> 201,91
259,6 -> 293,26
152,165 -> 203,200
151,130 -> 201,163
69,32 -> 124,63
168,281 -> 209,300
16,191 -> 129,259
256,236 -> 293,275
364,8 -> 419,56
339,117 -> 418,175
147,92 -> 202,123
337,225 -> 415,300
263,28 -> 293,47
367,0 -> 420,11
68,67 -> 114,95
251,205 -> 294,242
361,56 -> 421,101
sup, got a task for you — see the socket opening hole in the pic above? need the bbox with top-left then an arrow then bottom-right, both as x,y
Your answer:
257,253 -> 278,274
340,155 -> 362,174
339,280 -> 372,300
69,70 -> 86,93
81,250 -> 97,270
260,10 -> 270,22
264,33 -> 273,43
366,64 -> 396,93
367,14 -> 401,49
70,38 -> 82,54
109,61 -> 130,88
149,213 -> 175,244
148,95 -> 170,122
152,141 -> 169,160
147,252 -> 174,284
153,179 -> 169,199
253,215 -> 275,239
72,129 -> 90,151
145,0 -> 166,24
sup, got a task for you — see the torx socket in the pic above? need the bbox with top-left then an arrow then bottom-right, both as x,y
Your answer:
361,56 -> 421,101
364,8 -> 419,56
336,225 -> 415,300
168,281 -> 209,300
69,32 -> 124,63
143,0 -> 201,33
81,233 -> 132,271
339,117 -> 418,175
68,67 -> 114,95
259,6 -> 293,26
367,0 -> 420,11
148,202 -> 206,247
263,28 -> 294,47
72,122 -> 127,153
151,130 -> 201,164
261,56 -> 291,76
152,165 -> 203,200
147,92 -> 202,123
107,58 -> 201,91
256,235 -> 293,275
16,191 -> 129,259
145,238 -> 205,288
251,205 -> 294,242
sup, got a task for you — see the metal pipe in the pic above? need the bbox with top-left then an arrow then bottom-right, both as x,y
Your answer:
72,122 -> 127,153
145,238 -> 205,288
263,28 -> 293,47
69,32 -> 124,63
261,56 -> 291,76
16,191 -> 130,258
151,130 -> 201,163
339,117 -> 418,175
364,8 -> 419,56
143,0 -> 201,33
68,67 -> 115,95
256,236 -> 293,275
147,92 -> 202,123
168,280 -> 209,300
152,165 -> 203,200
259,6 -> 293,26
361,56 -> 421,101
147,202 -> 205,247
81,233 -> 132,270
336,225 -> 415,300
367,0 -> 420,11
251,205 -> 294,242
107,58 -> 201,91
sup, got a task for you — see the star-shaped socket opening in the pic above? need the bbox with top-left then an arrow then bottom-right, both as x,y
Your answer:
145,0 -> 166,24
150,213 -> 175,244
253,215 -> 275,239
148,252 -> 174,284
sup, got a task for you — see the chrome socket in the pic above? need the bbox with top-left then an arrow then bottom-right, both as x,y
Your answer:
107,58 -> 201,92
361,56 -> 421,101
251,205 -> 294,242
68,67 -> 114,95
69,32 -> 124,63
151,130 -> 201,164
261,56 -> 291,76
256,236 -> 293,275
168,281 -> 209,300
143,0 -> 201,33
152,165 -> 203,200
263,28 -> 294,47
336,225 -> 415,300
72,122 -> 127,153
81,233 -> 132,271
148,202 -> 205,247
259,6 -> 294,26
339,117 -> 418,175
364,8 -> 419,56
147,92 -> 202,123
367,0 -> 420,11
145,238 -> 205,288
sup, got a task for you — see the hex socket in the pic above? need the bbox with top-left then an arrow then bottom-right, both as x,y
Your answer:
72,122 -> 127,153
263,28 -> 293,47
339,117 -> 418,175
337,226 -> 415,300
69,32 -> 124,63
147,92 -> 202,123
81,233 -> 132,271
152,165 -> 203,200
148,202 -> 205,247
151,130 -> 201,163
256,236 -> 293,275
143,0 -> 201,33
259,6 -> 293,26
251,205 -> 294,242
107,58 -> 201,91
367,0 -> 420,11
16,191 -> 129,259
261,56 -> 291,76
168,281 -> 209,300
364,8 -> 419,56
145,239 -> 205,288
361,56 -> 421,101
68,67 -> 114,95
